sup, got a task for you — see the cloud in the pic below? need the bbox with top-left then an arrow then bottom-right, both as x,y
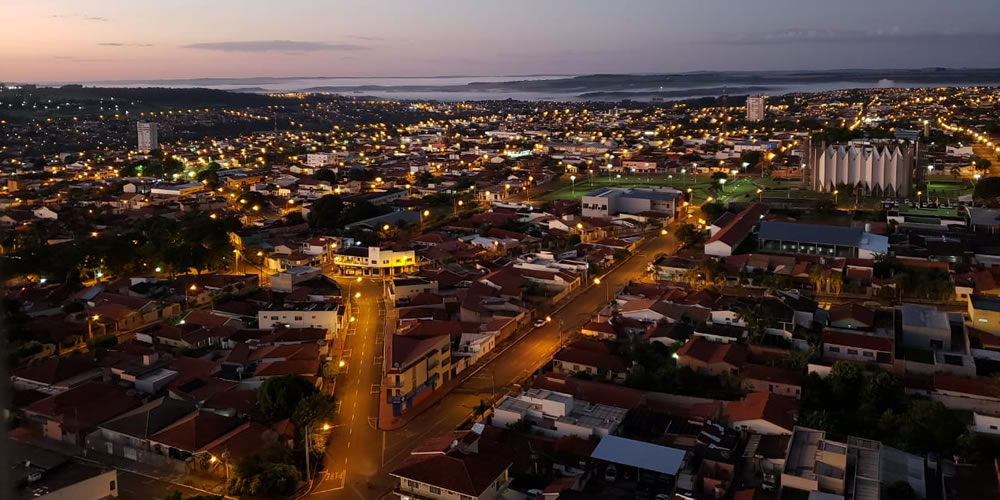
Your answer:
181,40 -> 368,53
707,29 -> 1000,45
98,42 -> 153,47
53,56 -> 123,62
50,14 -> 109,22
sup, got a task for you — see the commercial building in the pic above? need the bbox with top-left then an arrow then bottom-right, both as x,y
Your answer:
11,440 -> 120,500
804,140 -> 915,197
581,186 -> 683,219
385,333 -> 451,416
137,121 -> 158,151
491,388 -> 627,439
333,246 -> 419,276
746,95 -> 766,122
149,182 -> 204,198
758,221 -> 889,259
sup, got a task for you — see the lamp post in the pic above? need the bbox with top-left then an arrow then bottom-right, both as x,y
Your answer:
680,168 -> 686,186
594,277 -> 609,303
756,188 -> 763,202
304,421 -> 331,482
916,190 -> 923,204
87,314 -> 100,341
526,176 -> 533,202
454,199 -> 464,216
833,189 -> 839,206
570,175 -> 576,194
545,316 -> 565,349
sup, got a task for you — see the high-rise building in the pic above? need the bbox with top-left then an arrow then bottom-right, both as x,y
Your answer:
746,95 -> 766,122
804,139 -> 915,198
137,122 -> 158,151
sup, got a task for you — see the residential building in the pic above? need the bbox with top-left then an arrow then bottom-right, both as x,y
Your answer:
391,428 -> 512,500
581,186 -> 683,219
257,302 -> 338,333
491,388 -> 627,439
675,337 -> 747,376
746,95 -> 766,122
781,427 -> 848,495
11,440 -> 119,500
551,339 -> 629,382
590,436 -> 687,485
23,382 -> 141,445
968,294 -> 1000,335
822,328 -> 894,365
137,121 -> 158,151
900,303 -> 954,351
385,333 -> 451,416
723,392 -> 799,435
390,277 -> 439,305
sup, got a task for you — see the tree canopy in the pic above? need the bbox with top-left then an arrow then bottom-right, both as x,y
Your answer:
258,375 -> 317,422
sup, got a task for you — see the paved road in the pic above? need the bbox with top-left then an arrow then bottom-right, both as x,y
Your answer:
310,226 -> 684,499
309,276 -> 388,498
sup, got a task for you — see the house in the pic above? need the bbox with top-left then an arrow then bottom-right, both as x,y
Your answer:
742,363 -> 802,399
23,382 -> 142,445
257,302 -> 338,333
705,202 -> 768,257
385,333 -> 451,416
780,427 -> 848,495
827,302 -> 875,330
391,428 -> 512,500
87,397 -> 197,466
590,436 -> 687,486
968,294 -> 1000,335
12,353 -> 105,393
675,337 -> 747,376
491,388 -> 628,439
552,340 -> 629,382
10,440 -> 119,500
581,186 -> 683,219
723,392 -> 799,435
822,328 -> 894,365
900,303 -> 955,350
146,411 -> 243,463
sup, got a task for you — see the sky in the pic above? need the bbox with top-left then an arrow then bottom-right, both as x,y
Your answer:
4,0 -> 1000,82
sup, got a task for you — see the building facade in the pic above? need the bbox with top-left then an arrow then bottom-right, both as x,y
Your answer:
137,122 -> 158,151
746,95 -> 766,122
805,140 -> 915,197
581,187 -> 682,219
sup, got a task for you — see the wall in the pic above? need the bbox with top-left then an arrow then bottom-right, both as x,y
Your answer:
257,310 -> 337,332
39,469 -> 119,500
972,412 -> 1000,435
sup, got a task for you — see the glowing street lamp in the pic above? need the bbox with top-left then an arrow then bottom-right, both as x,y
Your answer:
833,189 -> 839,205
570,175 -> 577,194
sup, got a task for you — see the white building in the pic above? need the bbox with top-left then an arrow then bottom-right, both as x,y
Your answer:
257,303 -> 338,334
805,140 -> 914,197
581,186 -> 682,219
491,388 -> 627,439
137,122 -> 158,151
746,95 -> 766,122
304,153 -> 340,168
333,246 -> 418,276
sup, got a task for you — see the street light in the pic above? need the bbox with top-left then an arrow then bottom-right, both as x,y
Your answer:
570,175 -> 576,194
917,190 -> 923,203
756,188 -> 763,201
304,421 -> 330,482
354,292 -> 361,299
833,189 -> 839,206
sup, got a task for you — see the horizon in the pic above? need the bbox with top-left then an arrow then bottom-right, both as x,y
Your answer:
4,0 -> 1000,82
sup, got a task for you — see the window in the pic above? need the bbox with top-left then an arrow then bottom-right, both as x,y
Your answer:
407,480 -> 419,489
863,351 -> 873,358
109,481 -> 116,491
294,316 -> 303,321
271,316 -> 279,320
979,318 -> 989,323
847,349 -> 858,355
991,425 -> 998,430
828,346 -> 840,353
930,340 -> 944,349
429,486 -> 441,495
461,495 -> 474,500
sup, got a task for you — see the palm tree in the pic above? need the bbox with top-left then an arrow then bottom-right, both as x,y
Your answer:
950,166 -> 961,179
736,303 -> 769,345
828,273 -> 843,296
808,264 -> 826,293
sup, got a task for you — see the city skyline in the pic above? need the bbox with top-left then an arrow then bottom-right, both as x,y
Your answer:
4,0 -> 1000,82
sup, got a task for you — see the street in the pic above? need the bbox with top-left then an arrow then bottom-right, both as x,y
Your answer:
309,276 -> 389,497
309,226 -> 683,499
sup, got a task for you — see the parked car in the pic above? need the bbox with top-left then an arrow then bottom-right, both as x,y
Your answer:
534,319 -> 546,328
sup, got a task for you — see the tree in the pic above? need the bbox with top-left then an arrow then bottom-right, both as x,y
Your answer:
740,151 -> 763,170
86,334 -> 118,350
675,223 -> 706,248
950,166 -> 962,179
700,202 -> 727,223
808,264 -> 826,293
314,168 -> 336,183
973,156 -> 992,172
736,303 -> 769,345
710,171 -> 728,192
307,194 -> 344,229
828,361 -> 864,406
973,176 -> 1000,203
258,375 -> 317,422
226,445 -> 301,497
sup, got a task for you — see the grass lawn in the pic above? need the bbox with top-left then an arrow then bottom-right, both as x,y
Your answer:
539,173 -> 805,205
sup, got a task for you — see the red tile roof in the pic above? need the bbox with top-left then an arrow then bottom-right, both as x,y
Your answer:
676,337 -> 748,368
706,202 -> 767,247
150,411 -> 242,452
723,392 -> 798,432
24,382 -> 140,433
822,328 -> 893,352
392,451 -> 511,497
